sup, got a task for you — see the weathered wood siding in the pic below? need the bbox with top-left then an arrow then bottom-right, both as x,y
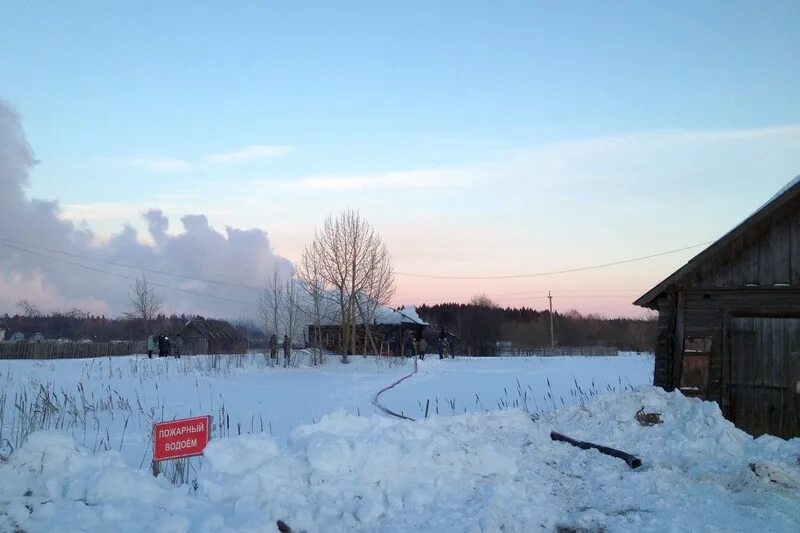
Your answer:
645,187 -> 800,437
662,289 -> 800,437
0,340 -> 147,359
689,197 -> 800,288
729,317 -> 800,438
653,295 -> 676,389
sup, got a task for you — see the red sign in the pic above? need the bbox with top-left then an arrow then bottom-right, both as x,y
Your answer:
153,415 -> 211,461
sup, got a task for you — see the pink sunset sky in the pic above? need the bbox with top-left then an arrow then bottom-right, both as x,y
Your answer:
2,3 -> 800,319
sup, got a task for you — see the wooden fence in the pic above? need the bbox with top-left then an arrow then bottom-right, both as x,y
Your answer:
504,346 -> 620,357
0,341 -> 147,360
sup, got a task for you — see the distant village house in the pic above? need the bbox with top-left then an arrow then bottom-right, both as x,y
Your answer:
180,318 -> 248,355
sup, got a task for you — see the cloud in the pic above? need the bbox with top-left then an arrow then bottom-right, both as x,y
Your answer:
282,167 -> 480,191
207,144 -> 291,164
60,202 -> 145,222
0,100 -> 292,318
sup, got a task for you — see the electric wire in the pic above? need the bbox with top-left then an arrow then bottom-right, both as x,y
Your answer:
0,236 -> 710,306
0,241 -> 258,307
0,236 -> 263,291
395,241 -> 712,280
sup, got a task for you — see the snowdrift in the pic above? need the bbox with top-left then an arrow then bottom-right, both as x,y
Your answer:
1,388 -> 799,532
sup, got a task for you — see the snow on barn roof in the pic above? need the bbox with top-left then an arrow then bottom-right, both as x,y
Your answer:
374,305 -> 428,326
635,174 -> 800,309
183,318 -> 245,340
316,304 -> 429,327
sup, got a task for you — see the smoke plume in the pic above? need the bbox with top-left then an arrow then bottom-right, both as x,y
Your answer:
0,100 -> 292,318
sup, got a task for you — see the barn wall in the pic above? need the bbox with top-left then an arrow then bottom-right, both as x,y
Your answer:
690,197 -> 800,288
672,289 -> 800,416
653,294 -> 676,389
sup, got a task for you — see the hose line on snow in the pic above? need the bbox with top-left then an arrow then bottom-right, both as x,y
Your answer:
372,358 -> 419,421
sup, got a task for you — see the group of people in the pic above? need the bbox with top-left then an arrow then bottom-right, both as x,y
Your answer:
268,334 -> 292,360
147,333 -> 184,359
402,328 -> 453,360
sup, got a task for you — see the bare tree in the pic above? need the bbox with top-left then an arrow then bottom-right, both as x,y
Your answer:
297,242 -> 329,365
355,240 -> 395,354
16,299 -> 42,318
257,265 -> 283,361
282,273 -> 300,367
308,209 -> 395,363
126,276 -> 163,335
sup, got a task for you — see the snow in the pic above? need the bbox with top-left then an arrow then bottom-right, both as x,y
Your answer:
766,173 -> 800,205
374,304 -> 428,325
1,353 -> 799,531
738,173 -> 800,229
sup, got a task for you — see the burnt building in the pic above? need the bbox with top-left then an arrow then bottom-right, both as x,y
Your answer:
635,176 -> 800,438
180,318 -> 248,355
309,305 -> 449,356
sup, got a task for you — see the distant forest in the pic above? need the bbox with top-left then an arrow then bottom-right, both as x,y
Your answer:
0,312 -> 261,343
2,302 -> 656,355
416,300 -> 656,355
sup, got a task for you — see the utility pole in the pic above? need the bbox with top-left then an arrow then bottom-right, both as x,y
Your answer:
548,291 -> 555,348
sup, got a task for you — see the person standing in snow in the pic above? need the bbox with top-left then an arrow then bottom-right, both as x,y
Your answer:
283,335 -> 291,365
417,336 -> 427,360
147,334 -> 155,359
269,334 -> 278,359
174,333 -> 183,358
403,329 -> 415,357
438,328 -> 447,360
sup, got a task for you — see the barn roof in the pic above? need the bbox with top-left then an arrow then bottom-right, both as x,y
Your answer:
182,319 -> 245,341
374,305 -> 428,326
316,304 -> 429,327
634,175 -> 800,310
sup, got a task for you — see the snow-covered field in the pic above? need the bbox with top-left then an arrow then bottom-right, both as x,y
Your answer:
1,352 -> 799,532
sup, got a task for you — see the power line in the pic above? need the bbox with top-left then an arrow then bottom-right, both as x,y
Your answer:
0,241 -> 258,307
395,241 -> 712,280
492,288 -> 643,297
1,235 -> 705,307
0,236 -> 264,291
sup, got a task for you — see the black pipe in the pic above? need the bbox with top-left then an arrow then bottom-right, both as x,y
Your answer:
550,431 -> 642,469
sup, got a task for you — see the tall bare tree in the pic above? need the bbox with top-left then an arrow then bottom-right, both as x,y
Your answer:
257,265 -> 283,360
356,238 -> 396,354
126,276 -> 163,335
16,299 -> 42,318
308,209 -> 395,363
297,242 -> 329,365
282,273 -> 300,367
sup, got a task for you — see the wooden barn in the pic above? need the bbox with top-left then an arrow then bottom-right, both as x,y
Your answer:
180,318 -> 248,355
309,306 -> 432,356
635,176 -> 800,438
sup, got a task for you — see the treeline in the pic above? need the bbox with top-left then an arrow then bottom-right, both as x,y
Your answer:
415,301 -> 656,355
0,313 -> 261,343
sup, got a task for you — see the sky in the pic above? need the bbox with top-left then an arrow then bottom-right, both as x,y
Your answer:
1,1 -> 799,319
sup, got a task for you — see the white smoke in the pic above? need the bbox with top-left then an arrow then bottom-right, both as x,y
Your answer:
0,100 -> 292,318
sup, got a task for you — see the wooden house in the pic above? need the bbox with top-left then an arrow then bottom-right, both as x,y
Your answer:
180,318 -> 248,355
309,306 -> 431,356
634,176 -> 800,438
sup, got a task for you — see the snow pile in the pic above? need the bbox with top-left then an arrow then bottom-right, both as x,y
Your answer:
2,387 -> 799,532
0,431 -> 189,532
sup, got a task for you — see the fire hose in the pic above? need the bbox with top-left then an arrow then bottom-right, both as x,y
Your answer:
550,431 -> 642,469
